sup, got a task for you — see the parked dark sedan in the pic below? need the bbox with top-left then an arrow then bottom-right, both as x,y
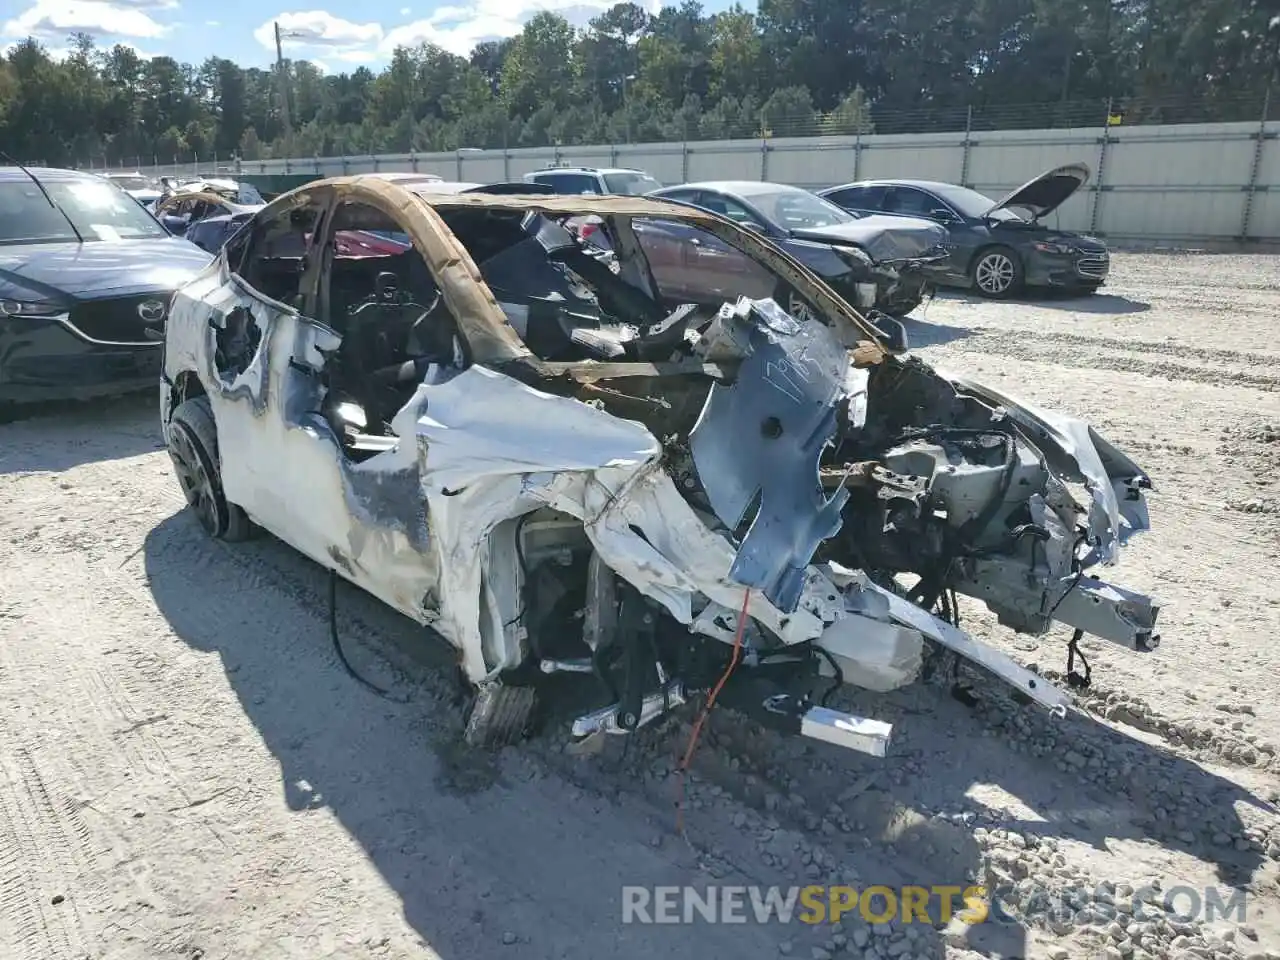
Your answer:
818,163 -> 1109,299
645,181 -> 947,317
0,166 -> 212,404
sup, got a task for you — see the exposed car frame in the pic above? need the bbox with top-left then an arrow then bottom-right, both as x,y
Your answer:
159,175 -> 1159,755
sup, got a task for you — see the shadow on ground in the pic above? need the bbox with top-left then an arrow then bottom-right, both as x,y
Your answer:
143,512 -> 961,960
144,507 -> 1273,960
898,312 -> 978,349
932,288 -> 1151,316
0,391 -> 161,474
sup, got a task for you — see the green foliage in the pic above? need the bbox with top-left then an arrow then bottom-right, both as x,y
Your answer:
0,0 -> 1272,167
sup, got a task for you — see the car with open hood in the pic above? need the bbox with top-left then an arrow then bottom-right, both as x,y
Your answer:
818,163 -> 1108,299
646,181 -> 949,318
159,175 -> 1159,755
0,165 -> 212,405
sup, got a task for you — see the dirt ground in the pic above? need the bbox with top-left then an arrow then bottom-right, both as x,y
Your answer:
1,252 -> 1279,960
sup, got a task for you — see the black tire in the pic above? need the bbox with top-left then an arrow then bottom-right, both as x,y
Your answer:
167,396 -> 254,541
970,246 -> 1024,299
463,682 -> 537,748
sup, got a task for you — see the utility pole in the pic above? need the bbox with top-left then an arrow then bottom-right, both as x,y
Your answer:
274,21 -> 293,141
622,72 -> 636,144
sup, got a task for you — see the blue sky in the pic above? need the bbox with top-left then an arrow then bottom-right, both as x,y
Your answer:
1,0 -> 741,71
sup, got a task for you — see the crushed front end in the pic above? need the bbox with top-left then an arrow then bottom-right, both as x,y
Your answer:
413,290 -> 1158,756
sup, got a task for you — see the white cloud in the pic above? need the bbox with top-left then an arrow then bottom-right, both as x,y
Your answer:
205,18 -> 219,26
253,10 -> 382,55
250,0 -> 667,71
380,0 -> 654,58
3,0 -> 171,40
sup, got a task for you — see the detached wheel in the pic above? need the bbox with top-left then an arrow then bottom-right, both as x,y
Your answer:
167,396 -> 254,541
971,246 -> 1023,299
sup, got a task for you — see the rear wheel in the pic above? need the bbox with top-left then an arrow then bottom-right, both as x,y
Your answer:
971,246 -> 1023,298
167,396 -> 254,541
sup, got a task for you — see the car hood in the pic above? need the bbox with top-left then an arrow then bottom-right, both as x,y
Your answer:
984,163 -> 1090,221
990,223 -> 1108,251
0,237 -> 213,302
791,216 -> 947,262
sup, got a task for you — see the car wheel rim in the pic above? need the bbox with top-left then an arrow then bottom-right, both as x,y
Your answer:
976,253 -> 1015,294
168,424 -> 219,536
787,292 -> 820,323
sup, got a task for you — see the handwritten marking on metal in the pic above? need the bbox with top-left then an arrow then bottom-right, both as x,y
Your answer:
764,355 -> 818,405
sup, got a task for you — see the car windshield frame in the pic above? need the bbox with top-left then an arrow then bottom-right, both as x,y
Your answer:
926,183 -> 1024,222
742,187 -> 857,230
602,172 -> 662,196
0,177 -> 169,245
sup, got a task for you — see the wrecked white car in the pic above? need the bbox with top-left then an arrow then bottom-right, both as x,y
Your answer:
159,177 -> 1160,754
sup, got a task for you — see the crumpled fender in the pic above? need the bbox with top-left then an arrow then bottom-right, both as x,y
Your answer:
940,370 -> 1152,563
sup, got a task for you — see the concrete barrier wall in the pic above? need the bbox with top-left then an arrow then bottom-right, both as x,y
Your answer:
145,118 -> 1278,244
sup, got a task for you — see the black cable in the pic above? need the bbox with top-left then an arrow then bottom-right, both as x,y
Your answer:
814,647 -> 843,707
503,514 -> 530,629
1046,530 -> 1090,619
328,569 -> 406,701
1066,628 -> 1091,688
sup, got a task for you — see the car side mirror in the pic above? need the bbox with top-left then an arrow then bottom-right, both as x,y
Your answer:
868,313 -> 909,353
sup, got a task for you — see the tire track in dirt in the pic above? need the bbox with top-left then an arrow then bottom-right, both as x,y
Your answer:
0,747 -> 94,960
955,330 -> 1280,391
999,329 -> 1280,368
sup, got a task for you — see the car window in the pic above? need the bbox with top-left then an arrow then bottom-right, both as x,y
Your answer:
233,198 -> 325,308
827,185 -> 887,210
693,193 -> 766,230
602,171 -> 661,195
632,217 -> 775,304
108,176 -> 154,191
322,200 -> 463,378
883,187 -> 938,216
656,189 -> 699,205
0,177 -> 167,244
744,188 -> 854,229
541,173 -> 600,195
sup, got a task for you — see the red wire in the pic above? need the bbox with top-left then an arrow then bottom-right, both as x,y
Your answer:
674,586 -> 751,835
